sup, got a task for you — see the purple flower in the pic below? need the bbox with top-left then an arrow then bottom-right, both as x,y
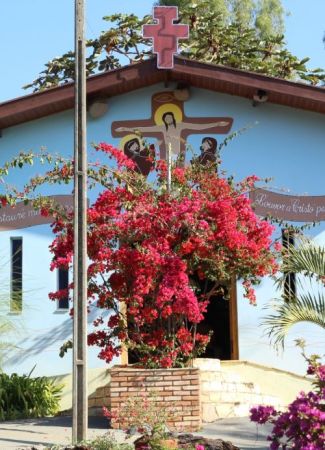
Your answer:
316,365 -> 325,381
250,368 -> 325,450
250,405 -> 277,424
195,445 -> 205,450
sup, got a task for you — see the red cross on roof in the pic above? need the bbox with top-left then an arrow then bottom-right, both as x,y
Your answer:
143,6 -> 189,69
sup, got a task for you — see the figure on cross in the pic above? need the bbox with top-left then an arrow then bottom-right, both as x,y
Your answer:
116,111 -> 230,159
112,92 -> 233,164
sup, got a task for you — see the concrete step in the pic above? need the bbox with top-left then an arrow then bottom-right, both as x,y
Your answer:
202,401 -> 251,421
201,380 -> 261,394
202,393 -> 282,421
194,358 -> 221,371
202,388 -> 280,405
197,359 -> 282,422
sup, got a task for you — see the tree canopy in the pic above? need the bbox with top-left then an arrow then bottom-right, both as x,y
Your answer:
24,1 -> 325,93
158,0 -> 285,38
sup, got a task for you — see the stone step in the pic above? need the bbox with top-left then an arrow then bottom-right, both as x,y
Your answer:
221,381 -> 260,393
202,401 -> 250,421
201,379 -> 261,394
200,369 -> 241,383
194,358 -> 221,371
220,372 -> 242,383
202,394 -> 282,421
202,389 -> 280,404
198,361 -> 282,422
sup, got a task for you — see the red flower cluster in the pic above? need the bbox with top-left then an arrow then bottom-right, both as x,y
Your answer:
0,196 -> 7,207
48,144 -> 277,367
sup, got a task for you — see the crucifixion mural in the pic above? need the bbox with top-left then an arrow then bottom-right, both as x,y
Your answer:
111,91 -> 233,168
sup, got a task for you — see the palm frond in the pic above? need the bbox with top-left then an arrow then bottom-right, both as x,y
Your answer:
0,319 -> 16,334
0,315 -> 22,370
277,237 -> 325,288
263,292 -> 325,349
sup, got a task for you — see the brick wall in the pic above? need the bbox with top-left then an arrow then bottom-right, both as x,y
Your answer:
109,366 -> 201,432
87,359 -> 291,427
88,384 -> 110,414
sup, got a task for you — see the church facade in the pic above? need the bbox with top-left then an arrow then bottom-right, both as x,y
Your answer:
0,56 -> 324,377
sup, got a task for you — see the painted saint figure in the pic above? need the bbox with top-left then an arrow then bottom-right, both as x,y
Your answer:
124,137 -> 154,177
195,137 -> 218,166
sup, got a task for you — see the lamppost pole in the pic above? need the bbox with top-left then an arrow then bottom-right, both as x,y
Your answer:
73,0 -> 88,443
167,143 -> 172,192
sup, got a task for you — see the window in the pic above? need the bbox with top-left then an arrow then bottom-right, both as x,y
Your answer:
10,238 -> 22,313
282,229 -> 296,301
57,268 -> 69,310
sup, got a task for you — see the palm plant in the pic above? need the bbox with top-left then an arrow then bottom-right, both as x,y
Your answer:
0,317 -> 20,370
263,236 -> 325,348
0,251 -> 23,371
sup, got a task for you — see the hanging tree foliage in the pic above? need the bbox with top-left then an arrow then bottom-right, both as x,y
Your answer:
23,1 -> 325,92
158,0 -> 286,38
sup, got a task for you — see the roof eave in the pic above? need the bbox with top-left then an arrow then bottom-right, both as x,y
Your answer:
0,56 -> 324,130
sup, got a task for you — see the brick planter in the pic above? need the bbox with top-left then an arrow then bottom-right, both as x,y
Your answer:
109,366 -> 201,432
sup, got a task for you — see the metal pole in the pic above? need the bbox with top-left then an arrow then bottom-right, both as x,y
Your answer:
167,143 -> 171,192
73,0 -> 88,443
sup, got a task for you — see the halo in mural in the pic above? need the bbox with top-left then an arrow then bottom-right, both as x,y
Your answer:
154,103 -> 183,125
118,133 -> 143,150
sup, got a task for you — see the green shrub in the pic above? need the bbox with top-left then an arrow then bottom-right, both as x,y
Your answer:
81,435 -> 133,450
0,369 -> 63,420
47,433 -> 134,450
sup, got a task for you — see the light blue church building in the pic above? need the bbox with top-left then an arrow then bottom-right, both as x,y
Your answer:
0,56 -> 324,377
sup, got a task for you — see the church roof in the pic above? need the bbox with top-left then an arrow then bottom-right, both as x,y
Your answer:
1,56 -> 325,130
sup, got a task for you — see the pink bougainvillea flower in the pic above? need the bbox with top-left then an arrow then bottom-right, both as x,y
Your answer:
47,143 -> 277,367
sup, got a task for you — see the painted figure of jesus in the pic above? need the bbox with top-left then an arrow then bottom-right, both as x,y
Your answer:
116,110 -> 230,158
112,93 -> 233,162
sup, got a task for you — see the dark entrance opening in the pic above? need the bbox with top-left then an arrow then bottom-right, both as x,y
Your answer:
196,279 -> 238,360
198,287 -> 231,360
126,278 -> 238,365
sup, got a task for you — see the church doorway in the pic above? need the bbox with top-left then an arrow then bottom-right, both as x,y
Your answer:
196,277 -> 239,360
123,276 -> 239,365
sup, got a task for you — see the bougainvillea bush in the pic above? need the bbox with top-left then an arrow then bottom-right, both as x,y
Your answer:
0,143 -> 277,368
250,355 -> 325,450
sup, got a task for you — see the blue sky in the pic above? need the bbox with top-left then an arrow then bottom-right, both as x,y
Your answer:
0,0 -> 324,102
